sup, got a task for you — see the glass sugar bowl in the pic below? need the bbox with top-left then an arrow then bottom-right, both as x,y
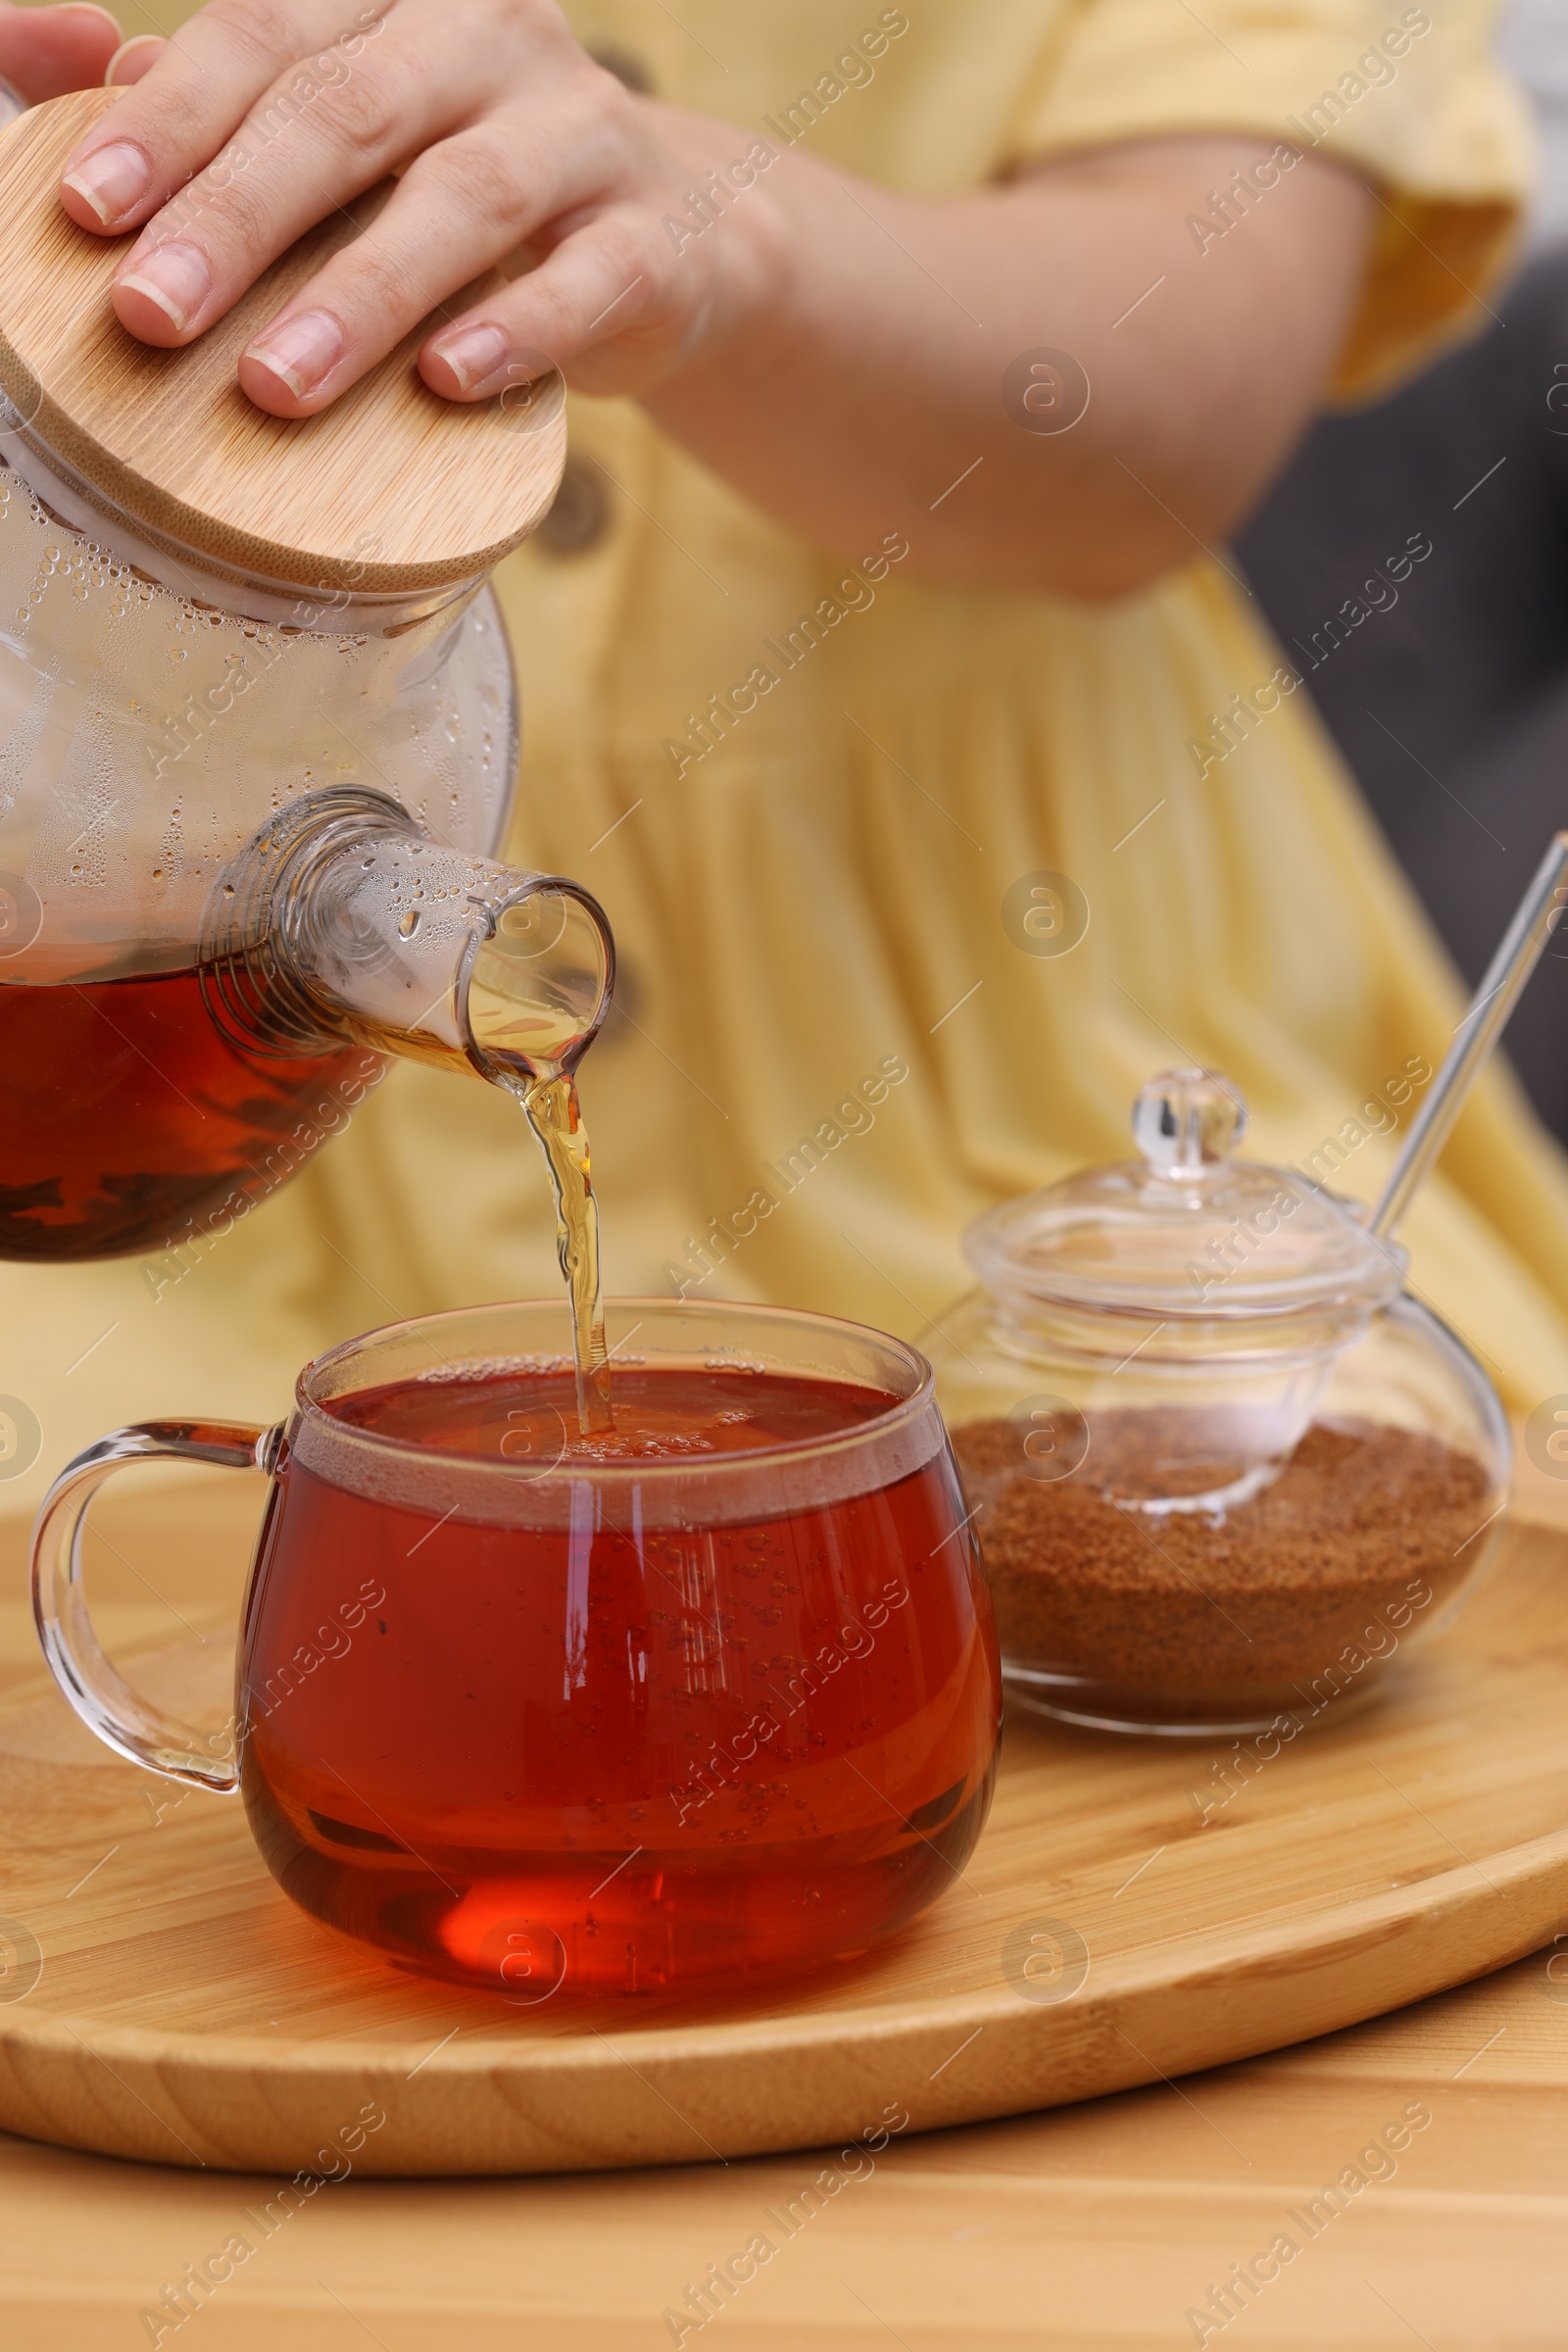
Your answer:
927,1069 -> 1510,1736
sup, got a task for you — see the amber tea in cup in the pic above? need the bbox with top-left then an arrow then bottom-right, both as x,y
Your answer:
32,1299 -> 1000,2000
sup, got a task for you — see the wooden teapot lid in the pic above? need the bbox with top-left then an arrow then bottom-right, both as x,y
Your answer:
0,87 -> 566,594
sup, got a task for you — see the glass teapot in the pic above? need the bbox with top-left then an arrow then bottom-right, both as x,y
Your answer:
927,1069 -> 1510,1737
0,87 -> 612,1263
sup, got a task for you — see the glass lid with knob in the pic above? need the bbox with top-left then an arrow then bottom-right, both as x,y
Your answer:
963,1067 -> 1406,1328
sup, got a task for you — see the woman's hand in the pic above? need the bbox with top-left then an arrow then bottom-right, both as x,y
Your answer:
56,0 -> 785,417
0,1 -> 121,103
53,0 -> 1373,598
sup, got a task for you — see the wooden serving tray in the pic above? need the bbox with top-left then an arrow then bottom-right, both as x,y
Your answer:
2,1521 -> 1567,2179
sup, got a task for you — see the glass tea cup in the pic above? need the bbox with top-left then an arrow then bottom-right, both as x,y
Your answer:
31,1298 -> 1001,2002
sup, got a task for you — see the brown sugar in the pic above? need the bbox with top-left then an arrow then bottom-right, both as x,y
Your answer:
950,1413 -> 1494,1727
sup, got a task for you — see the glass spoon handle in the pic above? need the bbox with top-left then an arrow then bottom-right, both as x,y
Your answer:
1371,830 -> 1568,1241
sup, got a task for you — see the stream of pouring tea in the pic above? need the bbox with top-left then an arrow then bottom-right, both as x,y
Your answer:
514,1069 -> 613,1435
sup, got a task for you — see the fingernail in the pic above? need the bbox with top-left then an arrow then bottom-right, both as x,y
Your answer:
61,139 -> 152,226
429,323 -> 510,394
243,310 -> 346,400
117,241 -> 212,333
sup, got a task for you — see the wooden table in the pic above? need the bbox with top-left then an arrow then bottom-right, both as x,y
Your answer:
2,1465 -> 1566,2349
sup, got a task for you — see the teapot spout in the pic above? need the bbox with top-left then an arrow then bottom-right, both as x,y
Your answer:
200,786 -> 614,1084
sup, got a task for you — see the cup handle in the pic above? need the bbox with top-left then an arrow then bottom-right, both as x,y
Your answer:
29,1420 -> 282,1792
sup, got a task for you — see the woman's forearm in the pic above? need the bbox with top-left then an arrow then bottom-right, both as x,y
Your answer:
52,3 -> 1372,600
640,131 -> 1373,599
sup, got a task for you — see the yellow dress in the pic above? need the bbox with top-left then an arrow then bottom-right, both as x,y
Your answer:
5,0 -> 1562,1509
